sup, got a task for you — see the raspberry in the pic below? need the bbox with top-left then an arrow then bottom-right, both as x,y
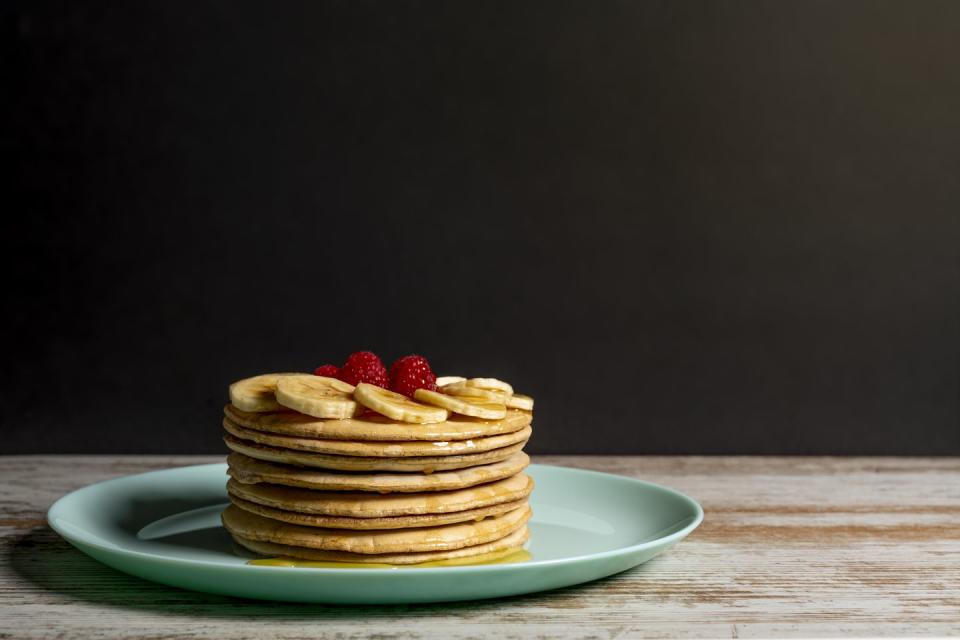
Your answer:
389,354 -> 437,398
313,364 -> 340,378
339,351 -> 389,388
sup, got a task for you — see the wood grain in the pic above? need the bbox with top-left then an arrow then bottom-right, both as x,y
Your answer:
1,455 -> 958,638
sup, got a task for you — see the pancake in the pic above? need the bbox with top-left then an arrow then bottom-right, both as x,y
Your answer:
233,525 -> 529,565
224,404 -> 532,441
226,473 -> 533,517
224,433 -> 526,472
227,451 -> 530,492
228,494 -> 527,529
221,502 -> 531,554
223,417 -> 532,457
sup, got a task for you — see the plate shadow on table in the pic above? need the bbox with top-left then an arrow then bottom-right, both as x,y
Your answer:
7,526 -> 654,619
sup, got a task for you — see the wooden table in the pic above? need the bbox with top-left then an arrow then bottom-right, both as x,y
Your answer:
1,456 -> 958,638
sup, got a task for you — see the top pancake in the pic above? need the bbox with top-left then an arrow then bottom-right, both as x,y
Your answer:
223,417 -> 532,458
224,404 -> 532,442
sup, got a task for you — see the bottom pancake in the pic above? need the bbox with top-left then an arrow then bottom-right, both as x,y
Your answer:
233,525 -> 530,565
221,502 -> 530,554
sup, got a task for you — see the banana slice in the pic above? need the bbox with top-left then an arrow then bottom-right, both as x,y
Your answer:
414,389 -> 507,419
465,378 -> 514,396
505,393 -> 534,411
354,383 -> 449,424
435,376 -> 467,387
439,381 -> 509,403
274,375 -> 361,419
229,373 -> 304,412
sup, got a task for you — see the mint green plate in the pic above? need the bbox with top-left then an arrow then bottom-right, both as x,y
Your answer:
47,463 -> 702,604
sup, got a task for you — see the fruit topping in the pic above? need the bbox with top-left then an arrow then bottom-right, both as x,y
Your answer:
389,354 -> 438,398
274,374 -> 361,419
465,377 -> 514,396
313,364 -> 341,378
505,393 -> 534,411
439,381 -> 509,403
414,388 -> 507,419
339,351 -> 389,388
228,373 -> 302,412
354,382 -> 449,424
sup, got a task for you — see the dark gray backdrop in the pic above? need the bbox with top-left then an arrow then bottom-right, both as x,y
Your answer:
4,1 -> 958,455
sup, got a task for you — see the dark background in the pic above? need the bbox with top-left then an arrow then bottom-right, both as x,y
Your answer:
3,1 -> 958,455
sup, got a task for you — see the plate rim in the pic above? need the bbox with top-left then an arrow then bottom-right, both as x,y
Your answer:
48,462 -> 704,575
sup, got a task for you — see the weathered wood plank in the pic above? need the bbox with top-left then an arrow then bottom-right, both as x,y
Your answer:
1,455 -> 958,638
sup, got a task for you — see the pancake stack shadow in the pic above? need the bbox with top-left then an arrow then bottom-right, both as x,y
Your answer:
220,375 -> 535,565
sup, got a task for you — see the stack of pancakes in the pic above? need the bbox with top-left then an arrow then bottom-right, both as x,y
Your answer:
221,375 -> 534,565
